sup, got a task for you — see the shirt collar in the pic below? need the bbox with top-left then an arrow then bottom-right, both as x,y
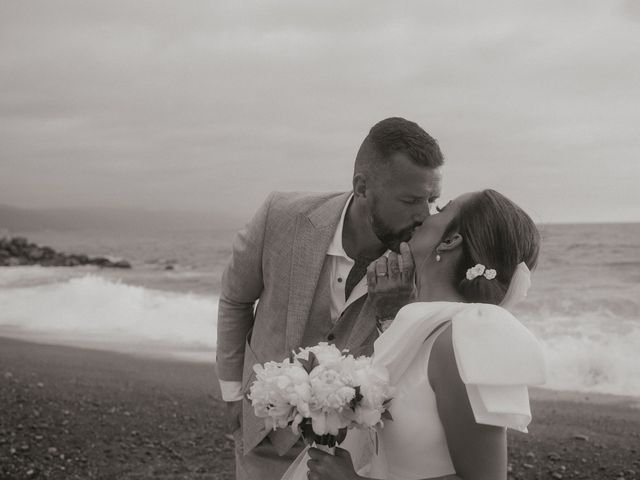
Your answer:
327,194 -> 353,259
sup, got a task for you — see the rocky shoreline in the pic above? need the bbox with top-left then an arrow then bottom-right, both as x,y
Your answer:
0,236 -> 131,269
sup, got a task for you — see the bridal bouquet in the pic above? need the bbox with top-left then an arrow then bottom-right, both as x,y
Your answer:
248,342 -> 393,449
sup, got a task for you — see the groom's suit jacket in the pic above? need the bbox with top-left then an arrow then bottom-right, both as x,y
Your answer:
216,191 -> 378,455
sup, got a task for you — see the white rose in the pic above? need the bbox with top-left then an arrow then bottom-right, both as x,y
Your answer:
466,264 -> 486,280
484,268 -> 497,280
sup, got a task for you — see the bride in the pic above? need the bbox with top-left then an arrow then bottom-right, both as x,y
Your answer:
306,189 -> 546,480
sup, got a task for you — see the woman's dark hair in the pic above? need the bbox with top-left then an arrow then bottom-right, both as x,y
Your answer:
442,189 -> 540,305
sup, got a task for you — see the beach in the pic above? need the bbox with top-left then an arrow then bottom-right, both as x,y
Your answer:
1,222 -> 640,479
2,337 -> 638,480
0,337 -> 233,480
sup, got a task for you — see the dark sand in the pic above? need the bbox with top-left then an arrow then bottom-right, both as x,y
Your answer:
1,337 -> 639,480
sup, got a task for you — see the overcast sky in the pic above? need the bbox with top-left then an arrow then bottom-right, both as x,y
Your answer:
1,0 -> 639,224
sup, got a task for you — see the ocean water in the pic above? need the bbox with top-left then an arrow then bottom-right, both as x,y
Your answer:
1,223 -> 639,397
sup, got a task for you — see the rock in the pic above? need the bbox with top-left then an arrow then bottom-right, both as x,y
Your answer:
4,372 -> 13,379
48,447 -> 58,454
548,452 -> 562,461
37,382 -> 44,388
12,237 -> 28,248
551,473 -> 563,479
50,255 -> 67,266
525,451 -> 535,459
0,236 -> 132,269
523,463 -> 534,469
65,257 -> 80,267
573,434 -> 589,441
26,247 -> 44,260
164,264 -> 175,270
73,254 -> 89,264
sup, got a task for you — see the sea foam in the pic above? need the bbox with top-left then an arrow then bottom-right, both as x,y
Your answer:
0,270 -> 218,362
1,266 -> 640,397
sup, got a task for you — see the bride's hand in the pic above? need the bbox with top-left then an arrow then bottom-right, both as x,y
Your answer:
366,242 -> 417,327
307,447 -> 362,480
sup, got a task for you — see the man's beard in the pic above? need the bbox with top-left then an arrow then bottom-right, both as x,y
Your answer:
370,209 -> 420,253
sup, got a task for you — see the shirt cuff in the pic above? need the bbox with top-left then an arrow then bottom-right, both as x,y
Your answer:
219,380 -> 245,402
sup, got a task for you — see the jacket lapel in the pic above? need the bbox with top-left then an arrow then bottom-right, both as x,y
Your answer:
344,296 -> 378,353
285,192 -> 350,353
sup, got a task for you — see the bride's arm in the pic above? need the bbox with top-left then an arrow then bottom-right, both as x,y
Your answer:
428,324 -> 508,480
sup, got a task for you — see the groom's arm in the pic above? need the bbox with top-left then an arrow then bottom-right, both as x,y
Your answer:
216,192 -> 275,401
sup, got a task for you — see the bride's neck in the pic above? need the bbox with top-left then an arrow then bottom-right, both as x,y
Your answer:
416,255 -> 465,303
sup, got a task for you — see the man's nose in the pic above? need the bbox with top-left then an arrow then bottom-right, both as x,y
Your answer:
413,207 -> 430,224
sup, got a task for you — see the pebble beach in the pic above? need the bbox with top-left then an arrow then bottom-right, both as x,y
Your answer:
2,336 -> 639,480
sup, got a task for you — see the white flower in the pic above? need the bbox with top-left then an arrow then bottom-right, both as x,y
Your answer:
466,264 -> 486,280
347,357 -> 395,428
248,359 -> 311,431
248,342 -> 394,442
309,364 -> 356,410
309,409 -> 351,436
484,268 -> 497,280
296,342 -> 344,365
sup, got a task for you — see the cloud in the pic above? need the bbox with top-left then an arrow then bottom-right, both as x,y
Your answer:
0,0 -> 639,222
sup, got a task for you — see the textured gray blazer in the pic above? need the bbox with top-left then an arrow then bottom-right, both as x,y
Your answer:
216,191 -> 378,454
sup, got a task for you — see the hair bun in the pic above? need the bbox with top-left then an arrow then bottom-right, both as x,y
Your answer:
458,274 -> 508,305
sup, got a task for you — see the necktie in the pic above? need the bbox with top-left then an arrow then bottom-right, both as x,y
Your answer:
345,257 -> 372,301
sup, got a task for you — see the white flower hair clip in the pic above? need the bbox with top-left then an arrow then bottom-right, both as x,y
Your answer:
466,263 -> 497,281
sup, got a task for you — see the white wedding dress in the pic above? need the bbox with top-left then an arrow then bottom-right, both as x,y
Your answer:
343,301 -> 546,480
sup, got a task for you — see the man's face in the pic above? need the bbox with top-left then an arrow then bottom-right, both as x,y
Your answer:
367,152 -> 442,252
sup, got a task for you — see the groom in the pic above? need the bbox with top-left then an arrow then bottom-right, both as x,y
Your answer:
216,117 -> 444,480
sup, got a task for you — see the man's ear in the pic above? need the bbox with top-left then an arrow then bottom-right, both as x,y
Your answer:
436,233 -> 463,253
353,173 -> 367,198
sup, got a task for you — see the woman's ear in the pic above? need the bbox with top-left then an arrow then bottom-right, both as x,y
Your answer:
436,233 -> 463,253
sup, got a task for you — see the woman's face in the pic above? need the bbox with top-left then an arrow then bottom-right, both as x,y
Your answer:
408,192 -> 477,262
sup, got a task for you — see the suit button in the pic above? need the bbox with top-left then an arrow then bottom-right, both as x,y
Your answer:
327,333 -> 335,341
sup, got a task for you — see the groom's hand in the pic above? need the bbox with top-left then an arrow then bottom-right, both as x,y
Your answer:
225,400 -> 243,435
366,242 -> 417,327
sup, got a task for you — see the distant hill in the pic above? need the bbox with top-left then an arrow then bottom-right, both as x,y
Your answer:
0,204 -> 243,234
